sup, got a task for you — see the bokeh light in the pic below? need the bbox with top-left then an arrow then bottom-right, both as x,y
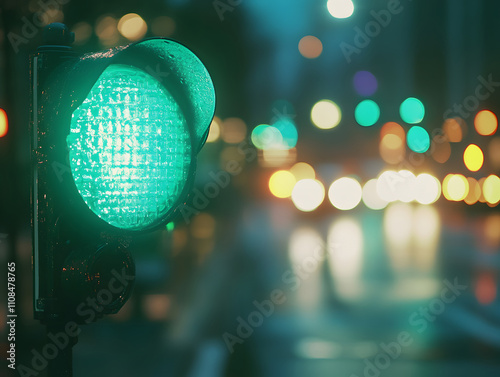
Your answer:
40,9 -> 64,26
327,219 -> 364,299
474,110 -> 498,136
71,22 -> 92,45
206,116 -> 221,143
413,205 -> 441,271
290,162 -> 316,181
328,177 -> 362,210
407,126 -> 430,153
0,108 -> 8,138
384,203 -> 413,257
288,228 -> 323,306
261,148 -> 297,167
291,179 -> 325,212
375,170 -> 440,204
143,294 -> 170,321
475,272 -> 497,305
289,227 -> 323,266
381,134 -> 404,149
386,203 -> 440,275
298,36 -> 323,59
269,170 -> 297,199
488,137 -> 500,169
151,16 -> 176,37
191,213 -> 216,239
414,173 -> 441,205
251,124 -> 282,150
443,174 -> 469,201
463,144 -> 484,172
353,71 -> 378,96
327,0 -> 354,19
311,100 -> 342,129
395,170 -> 416,203
251,116 -> 297,151
376,170 -> 399,202
443,117 -> 465,142
380,122 -> 405,140
400,97 -> 425,124
362,179 -> 388,210
484,214 -> 500,248
95,16 -> 119,46
478,177 -> 487,203
431,139 -> 451,163
273,118 -> 298,148
118,13 -> 148,41
380,133 -> 405,164
483,175 -> 500,204
464,178 -> 481,205
355,100 -> 380,127
379,123 -> 406,164
221,117 -> 247,144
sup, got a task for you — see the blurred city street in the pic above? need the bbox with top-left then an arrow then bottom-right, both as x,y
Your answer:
68,203 -> 500,376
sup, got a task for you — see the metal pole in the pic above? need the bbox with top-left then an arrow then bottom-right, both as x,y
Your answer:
46,322 -> 78,377
31,23 -> 77,377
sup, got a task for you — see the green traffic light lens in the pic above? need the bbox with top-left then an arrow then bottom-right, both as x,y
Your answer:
67,64 -> 192,230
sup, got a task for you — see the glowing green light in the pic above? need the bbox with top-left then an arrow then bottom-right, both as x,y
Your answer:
166,222 -> 175,232
407,126 -> 430,153
355,100 -> 380,127
273,118 -> 298,149
400,97 -> 425,124
67,64 -> 192,230
251,124 -> 282,150
251,119 -> 297,150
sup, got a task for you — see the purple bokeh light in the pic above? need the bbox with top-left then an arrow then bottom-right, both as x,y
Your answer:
353,71 -> 378,96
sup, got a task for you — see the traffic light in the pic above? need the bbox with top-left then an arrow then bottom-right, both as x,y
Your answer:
31,22 -> 215,329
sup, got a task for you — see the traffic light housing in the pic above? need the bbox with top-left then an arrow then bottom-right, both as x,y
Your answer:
31,23 -> 215,324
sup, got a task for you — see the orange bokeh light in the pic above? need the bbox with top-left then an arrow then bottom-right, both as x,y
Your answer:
443,117 -> 465,142
298,36 -> 323,59
432,140 -> 451,164
475,272 -> 497,305
380,122 -> 405,141
0,108 -> 7,138
474,110 -> 498,136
